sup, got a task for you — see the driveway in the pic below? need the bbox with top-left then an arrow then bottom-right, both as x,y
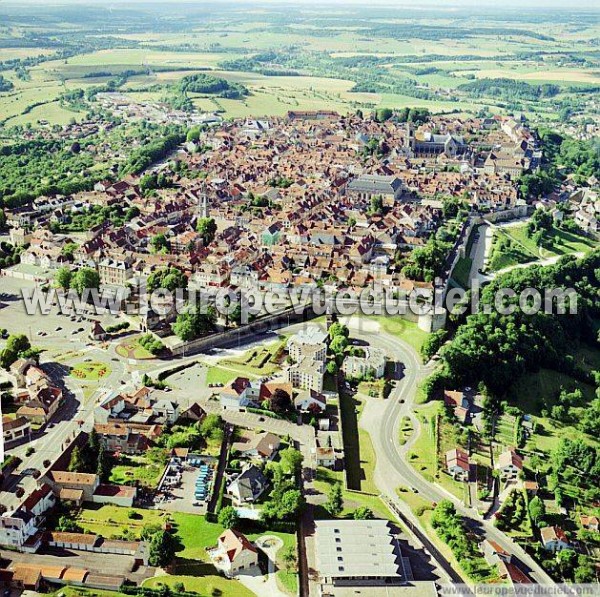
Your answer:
238,536 -> 287,597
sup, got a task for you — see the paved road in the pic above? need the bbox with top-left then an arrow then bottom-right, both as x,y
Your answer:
353,322 -> 556,586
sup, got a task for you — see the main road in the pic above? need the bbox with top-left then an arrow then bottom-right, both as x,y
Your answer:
350,321 -> 555,586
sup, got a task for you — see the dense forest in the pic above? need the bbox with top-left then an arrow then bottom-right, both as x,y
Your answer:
178,73 -> 248,99
432,250 -> 600,394
458,78 -> 560,101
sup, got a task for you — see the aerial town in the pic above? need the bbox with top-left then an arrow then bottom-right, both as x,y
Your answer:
0,2 -> 599,595
0,101 -> 598,597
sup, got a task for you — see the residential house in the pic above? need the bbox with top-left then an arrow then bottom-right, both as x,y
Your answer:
495,450 -> 523,480
232,431 -> 281,461
207,529 -> 258,577
45,471 -> 100,505
540,526 -> 571,552
443,390 -> 471,424
219,378 -> 261,410
2,416 -> 31,444
316,447 -> 336,469
227,465 -> 269,506
98,259 -> 132,287
294,389 -> 327,413
446,448 -> 470,481
580,515 -> 599,532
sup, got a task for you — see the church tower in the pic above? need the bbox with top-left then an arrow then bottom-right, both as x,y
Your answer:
198,186 -> 209,219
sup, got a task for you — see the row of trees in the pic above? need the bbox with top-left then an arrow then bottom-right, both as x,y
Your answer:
68,429 -> 111,481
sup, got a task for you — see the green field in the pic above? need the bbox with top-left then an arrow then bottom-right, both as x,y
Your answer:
499,223 -> 598,262
366,315 -> 430,358
109,454 -> 166,489
1,5 -> 599,126
75,504 -> 170,539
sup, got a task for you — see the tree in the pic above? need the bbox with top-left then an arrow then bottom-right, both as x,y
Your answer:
329,335 -> 348,356
197,217 -> 217,246
200,413 -> 223,439
279,447 -> 304,476
270,388 -> 292,413
61,242 -> 78,260
262,489 -> 305,522
375,108 -> 393,122
150,233 -> 170,254
326,361 -> 338,375
528,495 -> 546,526
353,506 -> 374,520
57,515 -> 82,533
218,506 -> 240,529
148,530 -> 177,568
421,329 -> 447,361
282,546 -> 298,573
68,446 -> 85,472
325,482 -> 343,516
147,267 -> 187,293
0,209 -> 5,229
368,195 -> 384,215
328,322 -> 349,339
172,305 -> 216,341
71,267 -> 100,294
96,443 -> 110,481
6,334 -> 30,355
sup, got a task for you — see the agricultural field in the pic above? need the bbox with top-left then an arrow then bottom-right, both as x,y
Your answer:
0,4 -> 599,126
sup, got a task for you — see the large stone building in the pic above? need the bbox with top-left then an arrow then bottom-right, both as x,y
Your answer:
404,123 -> 466,159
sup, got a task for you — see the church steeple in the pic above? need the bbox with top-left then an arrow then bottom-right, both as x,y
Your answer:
198,185 -> 209,219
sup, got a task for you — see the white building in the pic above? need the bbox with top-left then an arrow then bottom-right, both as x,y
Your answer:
208,530 -> 259,577
342,347 -> 386,379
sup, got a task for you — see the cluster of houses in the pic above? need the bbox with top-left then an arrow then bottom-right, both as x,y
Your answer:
0,432 -> 141,555
1,358 -> 63,428
3,114 -> 550,336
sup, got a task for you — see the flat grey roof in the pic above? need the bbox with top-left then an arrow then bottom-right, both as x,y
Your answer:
315,519 -> 403,580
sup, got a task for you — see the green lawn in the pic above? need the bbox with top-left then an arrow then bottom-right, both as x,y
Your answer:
338,390 -> 378,494
115,338 -> 156,360
109,454 -> 165,489
488,232 -> 536,272
172,512 -> 223,561
169,512 -> 298,595
451,256 -> 473,289
408,401 -> 442,484
76,504 -> 170,539
366,315 -> 429,357
70,361 -> 111,381
507,367 -> 596,417
206,366 -> 240,385
502,223 -> 598,260
144,571 -> 255,597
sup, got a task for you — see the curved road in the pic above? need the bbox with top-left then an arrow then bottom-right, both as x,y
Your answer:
351,322 -> 555,586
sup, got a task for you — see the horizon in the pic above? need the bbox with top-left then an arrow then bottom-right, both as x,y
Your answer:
4,0 -> 600,10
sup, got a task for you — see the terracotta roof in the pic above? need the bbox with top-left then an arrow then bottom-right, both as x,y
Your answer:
218,529 -> 257,562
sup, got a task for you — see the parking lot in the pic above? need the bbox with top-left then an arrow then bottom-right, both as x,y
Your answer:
155,456 -> 217,515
